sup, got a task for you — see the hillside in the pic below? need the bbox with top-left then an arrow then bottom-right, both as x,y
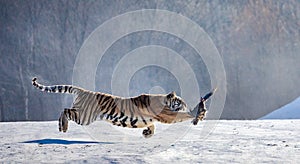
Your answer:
1,0 -> 300,121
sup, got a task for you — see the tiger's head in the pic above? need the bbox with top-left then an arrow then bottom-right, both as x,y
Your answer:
165,91 -> 187,112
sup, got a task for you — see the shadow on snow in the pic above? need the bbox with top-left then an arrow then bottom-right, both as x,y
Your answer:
22,139 -> 114,145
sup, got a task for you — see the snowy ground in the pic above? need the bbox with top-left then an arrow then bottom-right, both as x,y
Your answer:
0,120 -> 299,163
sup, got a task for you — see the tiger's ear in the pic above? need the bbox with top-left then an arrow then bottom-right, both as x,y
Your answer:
167,91 -> 176,99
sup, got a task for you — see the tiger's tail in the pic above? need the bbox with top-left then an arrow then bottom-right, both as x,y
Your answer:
32,77 -> 84,95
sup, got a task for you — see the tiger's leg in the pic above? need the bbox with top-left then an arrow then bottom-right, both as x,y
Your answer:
142,124 -> 155,138
58,110 -> 68,132
58,108 -> 79,132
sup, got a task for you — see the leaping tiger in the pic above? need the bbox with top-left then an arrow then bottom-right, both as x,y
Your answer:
32,77 -> 215,138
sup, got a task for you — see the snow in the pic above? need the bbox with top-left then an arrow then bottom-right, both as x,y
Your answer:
0,120 -> 299,163
261,97 -> 300,119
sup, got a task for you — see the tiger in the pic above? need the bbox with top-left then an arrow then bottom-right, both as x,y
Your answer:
32,77 -> 215,138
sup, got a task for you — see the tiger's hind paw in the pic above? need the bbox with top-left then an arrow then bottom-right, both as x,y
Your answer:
58,110 -> 69,132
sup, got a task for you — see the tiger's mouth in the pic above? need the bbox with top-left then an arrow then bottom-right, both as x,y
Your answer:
172,106 -> 186,112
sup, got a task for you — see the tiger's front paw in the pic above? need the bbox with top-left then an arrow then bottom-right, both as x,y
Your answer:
142,125 -> 155,138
